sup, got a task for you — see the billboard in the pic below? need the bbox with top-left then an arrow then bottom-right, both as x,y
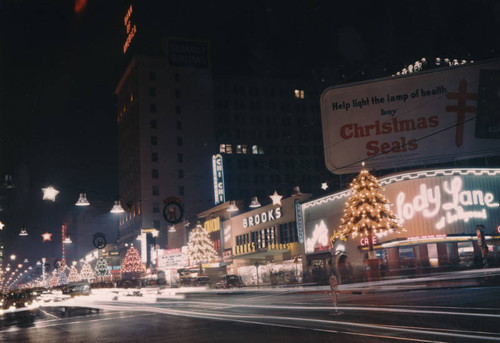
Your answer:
302,168 -> 500,254
320,60 -> 500,174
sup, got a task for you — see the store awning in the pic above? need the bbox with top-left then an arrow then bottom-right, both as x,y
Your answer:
231,247 -> 290,260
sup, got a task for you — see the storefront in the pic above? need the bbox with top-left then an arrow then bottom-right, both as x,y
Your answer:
222,193 -> 310,286
300,168 -> 500,283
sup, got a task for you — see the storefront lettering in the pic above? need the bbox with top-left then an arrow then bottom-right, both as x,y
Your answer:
360,236 -> 377,247
243,207 -> 282,228
396,176 -> 499,229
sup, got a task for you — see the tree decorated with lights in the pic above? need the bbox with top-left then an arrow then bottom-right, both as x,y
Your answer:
50,270 -> 59,287
80,261 -> 94,282
94,257 -> 111,281
332,163 -> 405,258
67,265 -> 81,283
57,269 -> 68,286
121,246 -> 144,278
187,222 -> 219,270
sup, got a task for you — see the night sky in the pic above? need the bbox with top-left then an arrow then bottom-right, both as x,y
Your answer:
1,0 -> 499,261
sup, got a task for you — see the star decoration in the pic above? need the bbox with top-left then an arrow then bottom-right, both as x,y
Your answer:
151,229 -> 159,238
321,182 -> 329,190
269,190 -> 283,206
42,232 -> 52,242
0,221 -> 4,230
42,186 -> 59,201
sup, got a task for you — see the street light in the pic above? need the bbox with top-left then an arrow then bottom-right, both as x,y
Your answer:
110,200 -> 125,213
75,193 -> 90,206
249,196 -> 261,208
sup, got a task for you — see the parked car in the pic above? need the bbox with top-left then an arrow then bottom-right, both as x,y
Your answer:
62,282 -> 91,297
215,274 -> 245,289
179,276 -> 211,287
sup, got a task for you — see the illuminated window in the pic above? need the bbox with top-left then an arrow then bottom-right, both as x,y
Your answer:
226,144 -> 233,154
252,145 -> 258,154
236,145 -> 242,154
294,89 -> 305,99
242,145 -> 248,154
152,169 -> 159,179
219,144 -> 226,153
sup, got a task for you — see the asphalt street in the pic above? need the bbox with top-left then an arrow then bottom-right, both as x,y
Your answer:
1,285 -> 499,343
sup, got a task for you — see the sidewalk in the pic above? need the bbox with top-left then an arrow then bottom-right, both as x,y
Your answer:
165,267 -> 500,298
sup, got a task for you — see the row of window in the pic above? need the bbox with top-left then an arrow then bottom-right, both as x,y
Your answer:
150,103 -> 182,114
149,71 -> 180,82
219,144 -> 264,155
216,85 -> 305,99
235,223 -> 298,249
148,87 -> 181,98
216,101 -> 315,113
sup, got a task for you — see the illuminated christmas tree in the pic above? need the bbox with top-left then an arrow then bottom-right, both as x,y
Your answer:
67,265 -> 81,283
80,261 -> 94,282
94,257 -> 111,280
187,222 -> 219,269
332,163 -> 405,258
121,246 -> 144,278
57,269 -> 68,285
50,270 -> 58,287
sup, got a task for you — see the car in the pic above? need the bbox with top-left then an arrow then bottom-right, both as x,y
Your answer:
62,282 -> 91,297
215,275 -> 245,289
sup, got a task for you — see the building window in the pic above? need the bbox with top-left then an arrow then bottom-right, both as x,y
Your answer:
175,89 -> 180,98
150,120 -> 157,129
151,152 -> 158,162
153,220 -> 160,229
152,169 -> 159,179
179,185 -> 184,196
150,103 -> 157,112
177,137 -> 183,146
219,144 -> 226,154
174,73 -> 180,82
149,71 -> 156,80
294,89 -> 305,99
151,136 -> 158,145
149,87 -> 156,96
153,202 -> 160,213
152,185 -> 160,196
177,153 -> 183,162
176,105 -> 181,114
178,169 -> 184,179
177,120 -> 182,130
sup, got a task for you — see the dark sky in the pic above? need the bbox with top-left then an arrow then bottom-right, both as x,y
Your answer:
1,0 -> 500,261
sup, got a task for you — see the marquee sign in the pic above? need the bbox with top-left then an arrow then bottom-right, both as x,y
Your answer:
302,168 -> 500,254
320,60 -> 500,174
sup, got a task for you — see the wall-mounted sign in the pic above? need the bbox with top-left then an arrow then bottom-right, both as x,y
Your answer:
168,39 -> 209,68
212,154 -> 225,205
163,197 -> 184,224
204,217 -> 220,234
243,207 -> 282,228
360,236 -> 377,247
295,199 -> 305,244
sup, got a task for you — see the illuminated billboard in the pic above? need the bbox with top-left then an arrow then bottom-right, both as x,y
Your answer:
301,168 -> 500,254
212,154 -> 225,205
320,60 -> 500,174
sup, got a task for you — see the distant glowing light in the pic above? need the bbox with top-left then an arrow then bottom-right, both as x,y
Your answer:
42,186 -> 59,201
0,221 -> 4,230
42,232 -> 52,242
321,183 -> 328,191
74,0 -> 87,13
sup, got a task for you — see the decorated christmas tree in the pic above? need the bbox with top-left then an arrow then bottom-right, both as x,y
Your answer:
57,269 -> 68,286
332,163 -> 405,258
187,222 -> 219,269
80,261 -> 94,282
121,246 -> 144,278
67,265 -> 81,283
50,270 -> 58,287
94,257 -> 111,280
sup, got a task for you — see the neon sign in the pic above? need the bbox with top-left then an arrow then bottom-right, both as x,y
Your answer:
360,236 -> 377,247
305,220 -> 330,253
243,207 -> 282,228
396,176 -> 499,229
123,5 -> 137,54
212,154 -> 225,204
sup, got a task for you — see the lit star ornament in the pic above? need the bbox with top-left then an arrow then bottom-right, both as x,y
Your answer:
42,186 -> 59,201
42,232 -> 52,242
0,221 -> 4,230
321,182 -> 328,190
269,191 -> 283,206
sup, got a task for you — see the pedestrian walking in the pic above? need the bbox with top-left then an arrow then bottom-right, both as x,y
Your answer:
329,275 -> 342,315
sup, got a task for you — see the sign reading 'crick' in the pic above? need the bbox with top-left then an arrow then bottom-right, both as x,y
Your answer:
243,207 -> 282,228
